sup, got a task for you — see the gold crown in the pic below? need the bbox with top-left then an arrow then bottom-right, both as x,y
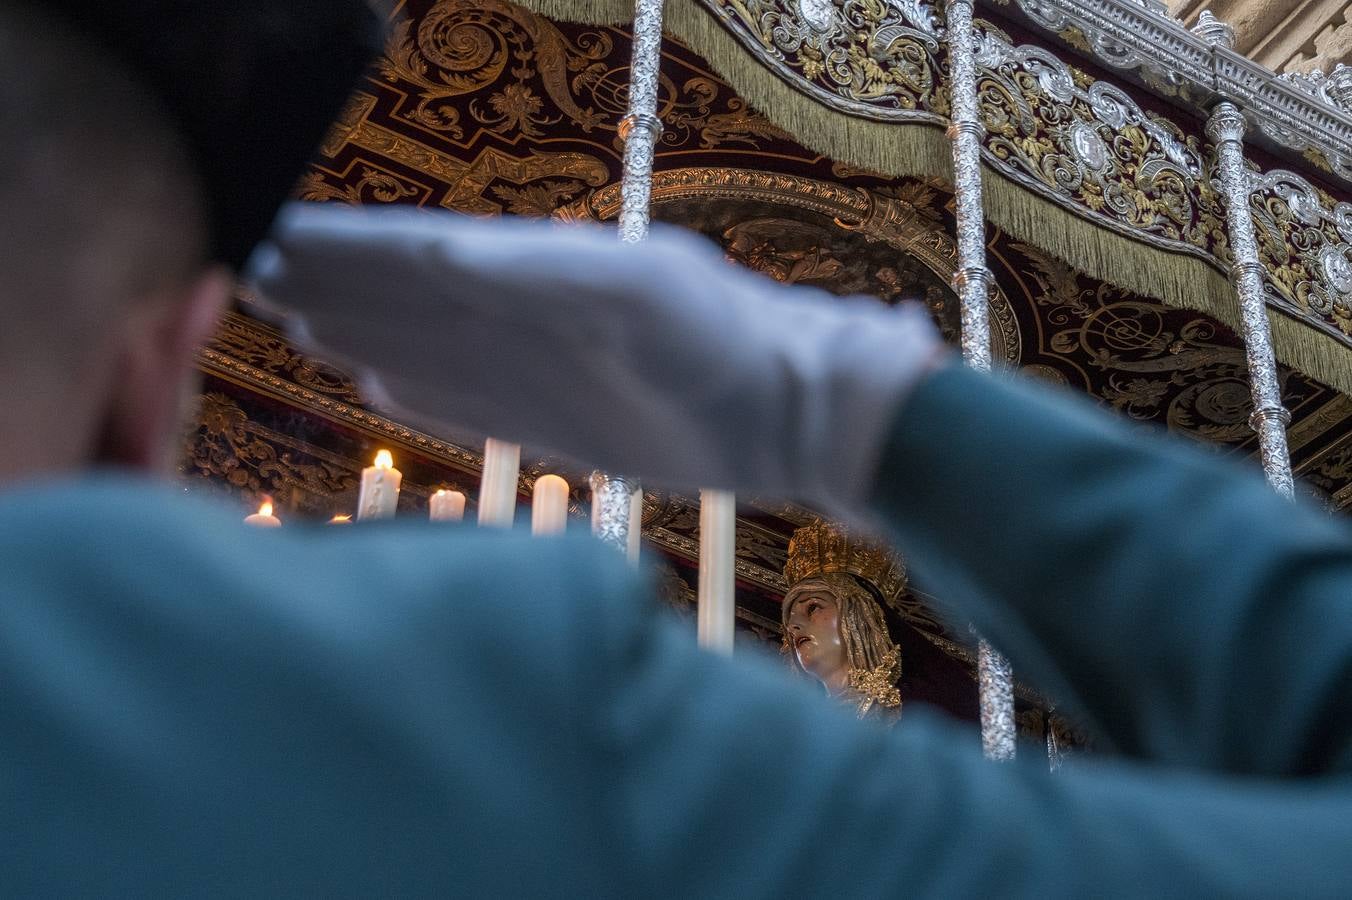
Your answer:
784,520 -> 907,606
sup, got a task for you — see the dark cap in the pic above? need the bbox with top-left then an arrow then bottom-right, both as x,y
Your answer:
44,1 -> 384,269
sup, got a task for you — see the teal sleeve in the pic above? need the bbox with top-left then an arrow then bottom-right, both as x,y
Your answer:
1,482 -> 637,895
601,579 -> 1352,897
866,362 -> 1352,776
7,480 -> 1352,894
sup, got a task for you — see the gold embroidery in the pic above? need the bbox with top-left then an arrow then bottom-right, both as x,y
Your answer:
846,646 -> 903,718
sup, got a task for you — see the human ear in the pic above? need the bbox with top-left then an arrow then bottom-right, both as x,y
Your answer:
92,267 -> 232,472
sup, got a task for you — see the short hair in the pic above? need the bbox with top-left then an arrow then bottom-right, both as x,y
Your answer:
0,3 -> 208,372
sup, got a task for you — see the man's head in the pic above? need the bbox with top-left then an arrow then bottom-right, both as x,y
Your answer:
0,1 -> 380,483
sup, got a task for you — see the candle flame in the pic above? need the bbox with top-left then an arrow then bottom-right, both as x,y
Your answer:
258,500 -> 274,517
329,514 -> 352,525
374,449 -> 394,470
433,488 -> 448,497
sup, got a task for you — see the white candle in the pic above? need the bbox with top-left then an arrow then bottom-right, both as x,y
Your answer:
244,499 -> 281,528
697,489 -> 736,654
357,449 -> 402,520
531,474 -> 569,535
430,489 -> 466,522
477,438 -> 520,527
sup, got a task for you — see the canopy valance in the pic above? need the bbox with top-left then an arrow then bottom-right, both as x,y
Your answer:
517,0 -> 1352,392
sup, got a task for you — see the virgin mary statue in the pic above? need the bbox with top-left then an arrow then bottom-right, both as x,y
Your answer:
781,521 -> 907,722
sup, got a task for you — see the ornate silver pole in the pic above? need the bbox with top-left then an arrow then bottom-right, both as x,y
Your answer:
591,0 -> 667,551
946,0 -> 1016,761
1046,709 -> 1068,773
946,0 -> 992,372
1205,101 -> 1295,499
614,0 -> 740,637
976,639 -> 1016,759
591,472 -> 642,554
627,486 -> 644,564
616,0 -> 666,244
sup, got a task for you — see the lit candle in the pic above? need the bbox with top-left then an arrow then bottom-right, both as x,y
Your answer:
477,438 -> 520,527
531,474 -> 569,536
430,489 -> 466,522
357,449 -> 402,520
244,499 -> 281,528
328,515 -> 353,526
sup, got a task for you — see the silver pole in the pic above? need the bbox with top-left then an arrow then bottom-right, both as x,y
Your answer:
946,0 -> 1016,761
615,0 -> 742,642
591,0 -> 667,551
976,639 -> 1016,760
590,472 -> 642,554
616,0 -> 666,245
1205,102 -> 1296,499
947,0 -> 993,372
1046,710 -> 1068,773
613,1 -> 739,639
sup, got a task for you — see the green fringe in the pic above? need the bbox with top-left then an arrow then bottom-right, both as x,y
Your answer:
1271,312 -> 1352,397
984,168 -> 1236,346
512,0 -> 632,24
514,0 -> 1352,394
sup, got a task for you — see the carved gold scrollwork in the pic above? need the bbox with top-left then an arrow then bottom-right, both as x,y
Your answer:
298,166 -> 420,205
1017,240 -> 1309,446
381,0 -> 794,156
382,0 -> 609,134
185,392 -> 360,502
208,313 -> 364,405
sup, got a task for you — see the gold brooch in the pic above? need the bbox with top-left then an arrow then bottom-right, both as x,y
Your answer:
847,646 -> 903,718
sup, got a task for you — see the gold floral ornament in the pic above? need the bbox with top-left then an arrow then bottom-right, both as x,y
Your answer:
847,646 -> 902,718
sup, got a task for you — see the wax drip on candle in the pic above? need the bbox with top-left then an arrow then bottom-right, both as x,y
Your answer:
357,449 -> 402,521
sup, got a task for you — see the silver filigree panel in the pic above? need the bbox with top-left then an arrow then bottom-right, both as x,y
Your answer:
1014,0 -> 1352,184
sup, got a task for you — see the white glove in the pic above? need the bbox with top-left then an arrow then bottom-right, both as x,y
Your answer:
247,203 -> 947,511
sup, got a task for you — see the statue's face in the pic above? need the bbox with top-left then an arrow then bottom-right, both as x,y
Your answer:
785,590 -> 846,688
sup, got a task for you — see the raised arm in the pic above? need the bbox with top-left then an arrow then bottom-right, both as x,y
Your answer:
871,363 -> 1352,776
251,203 -> 1352,776
600,580 -> 1352,896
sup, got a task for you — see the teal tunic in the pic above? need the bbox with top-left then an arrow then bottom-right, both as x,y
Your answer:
5,364 -> 1352,895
